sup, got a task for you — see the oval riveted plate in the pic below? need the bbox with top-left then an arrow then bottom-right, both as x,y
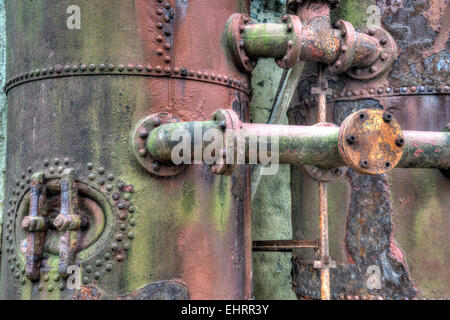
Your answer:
338,109 -> 404,175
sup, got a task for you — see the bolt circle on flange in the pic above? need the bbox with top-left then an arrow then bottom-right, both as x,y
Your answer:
210,109 -> 242,176
275,15 -> 303,69
328,20 -> 356,74
226,14 -> 257,72
130,113 -> 186,177
338,109 -> 404,175
346,26 -> 397,80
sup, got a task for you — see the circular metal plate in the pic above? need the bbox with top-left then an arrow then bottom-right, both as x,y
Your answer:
130,113 -> 186,177
338,109 -> 404,175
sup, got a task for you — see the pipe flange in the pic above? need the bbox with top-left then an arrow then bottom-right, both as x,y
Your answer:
346,26 -> 397,80
301,122 -> 348,181
210,109 -> 242,176
130,113 -> 186,177
328,20 -> 356,74
276,15 -> 303,69
226,14 -> 257,72
338,109 -> 404,175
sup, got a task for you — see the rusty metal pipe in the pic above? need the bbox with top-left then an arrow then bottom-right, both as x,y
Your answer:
145,116 -> 450,171
399,131 -> 450,169
243,23 -> 290,59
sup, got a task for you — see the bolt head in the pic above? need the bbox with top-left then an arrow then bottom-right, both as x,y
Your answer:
382,112 -> 392,123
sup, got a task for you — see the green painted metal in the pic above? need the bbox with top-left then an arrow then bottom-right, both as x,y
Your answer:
243,23 -> 290,59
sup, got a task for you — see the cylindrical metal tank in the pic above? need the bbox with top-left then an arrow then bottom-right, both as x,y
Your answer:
290,0 -> 449,300
1,0 -> 252,300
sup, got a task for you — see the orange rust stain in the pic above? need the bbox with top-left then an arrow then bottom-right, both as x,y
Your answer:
422,1 -> 450,58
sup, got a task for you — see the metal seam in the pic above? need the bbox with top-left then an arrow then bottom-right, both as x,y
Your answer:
4,64 -> 251,95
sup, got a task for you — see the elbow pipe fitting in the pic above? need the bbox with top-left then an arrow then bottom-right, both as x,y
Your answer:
225,13 -> 397,80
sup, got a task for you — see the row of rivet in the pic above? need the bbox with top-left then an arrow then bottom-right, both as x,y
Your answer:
4,63 -> 250,94
298,83 -> 450,106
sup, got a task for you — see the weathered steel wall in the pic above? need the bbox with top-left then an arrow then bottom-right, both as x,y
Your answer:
291,0 -> 449,299
0,0 -> 252,300
0,0 -> 6,269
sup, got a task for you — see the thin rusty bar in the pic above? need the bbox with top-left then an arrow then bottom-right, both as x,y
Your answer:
252,240 -> 319,252
318,182 -> 330,300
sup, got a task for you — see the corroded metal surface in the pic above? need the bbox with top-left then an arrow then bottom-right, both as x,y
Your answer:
338,109 -> 404,175
1,0 -> 252,300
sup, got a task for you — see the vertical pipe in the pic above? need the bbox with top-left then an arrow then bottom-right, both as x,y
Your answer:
318,182 -> 330,300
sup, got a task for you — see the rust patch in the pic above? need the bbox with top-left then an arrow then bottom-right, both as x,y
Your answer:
73,285 -> 103,300
422,1 -> 450,58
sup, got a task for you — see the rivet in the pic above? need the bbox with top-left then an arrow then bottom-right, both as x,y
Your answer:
72,65 -> 78,72
156,22 -> 163,29
368,28 -> 376,36
127,232 -> 135,239
116,254 -> 124,262
111,243 -> 118,251
89,64 -> 96,71
59,283 -> 65,290
99,64 -> 106,71
82,276 -> 90,285
164,30 -> 171,36
58,166 -> 64,173
80,64 -> 87,71
152,162 -> 160,171
108,64 -> 115,71
118,64 -> 125,71
164,15 -> 170,23
87,163 -> 94,170
401,87 -> 408,93
119,212 -> 128,220
369,88 -> 375,94
49,167 -> 55,174
120,223 -> 127,231
395,137 -> 404,147
346,135 -> 356,144
95,259 -> 103,267
118,202 -> 126,210
38,284 -> 44,291
380,37 -> 387,45
106,184 -> 113,192
164,2 -> 171,9
115,233 -> 124,242
370,66 -> 377,73
164,56 -> 171,63
155,66 -> 162,73
44,274 -> 50,282
104,253 -> 111,260
123,243 -> 130,251
64,65 -> 71,72
128,206 -> 136,213
129,218 -> 137,226
377,88 -> 384,94
381,53 -> 388,60
146,65 -> 153,72
64,158 -> 70,165
107,173 -> 114,180
98,178 -> 105,185
105,264 -> 113,272
127,64 -> 134,71
53,274 -> 60,282
156,8 -> 163,15
112,193 -> 120,201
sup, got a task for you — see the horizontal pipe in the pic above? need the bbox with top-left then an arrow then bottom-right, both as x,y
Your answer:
399,131 -> 450,169
243,23 -> 290,59
252,240 -> 319,252
146,120 -> 450,171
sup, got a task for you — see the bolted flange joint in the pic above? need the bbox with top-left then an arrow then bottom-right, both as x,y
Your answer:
130,112 -> 186,177
210,109 -> 242,175
338,109 -> 404,175
225,13 -> 303,72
